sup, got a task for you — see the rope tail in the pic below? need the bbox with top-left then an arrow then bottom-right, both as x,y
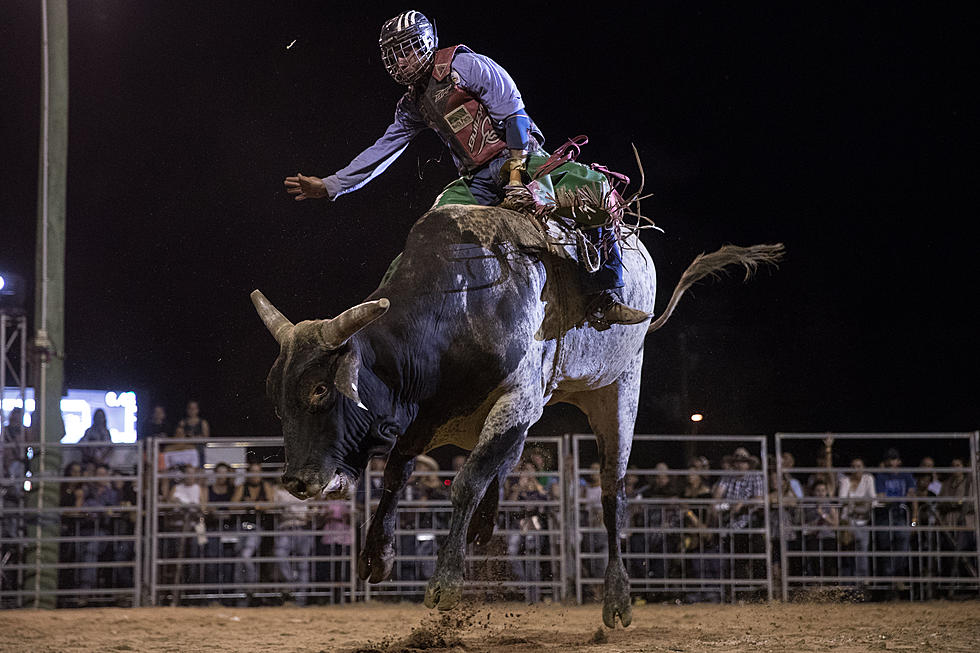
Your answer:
647,243 -> 786,335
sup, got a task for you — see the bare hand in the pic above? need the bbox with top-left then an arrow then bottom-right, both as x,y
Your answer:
284,173 -> 327,201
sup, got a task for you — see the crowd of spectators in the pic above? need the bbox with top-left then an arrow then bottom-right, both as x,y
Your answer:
2,403 -> 978,607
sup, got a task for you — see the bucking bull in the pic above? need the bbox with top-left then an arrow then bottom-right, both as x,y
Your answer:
251,203 -> 782,627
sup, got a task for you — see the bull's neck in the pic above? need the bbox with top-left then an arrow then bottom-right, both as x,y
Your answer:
359,306 -> 451,404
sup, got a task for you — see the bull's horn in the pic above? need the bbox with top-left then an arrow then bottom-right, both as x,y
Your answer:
250,290 -> 294,344
320,298 -> 390,350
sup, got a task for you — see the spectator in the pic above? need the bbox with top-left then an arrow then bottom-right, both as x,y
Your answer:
526,445 -> 559,499
139,404 -> 170,440
506,461 -> 548,601
768,460 -> 802,586
806,436 -> 837,496
204,462 -> 237,593
402,455 -> 447,581
233,462 -> 274,601
450,454 -> 466,473
175,400 -> 210,439
57,461 -> 85,594
318,498 -> 353,604
874,448 -> 915,583
714,447 -> 765,581
912,456 -> 942,528
79,409 -> 112,467
110,474 -> 138,596
838,457 -> 876,582
76,464 -> 120,603
938,458 -> 975,591
802,480 -> 838,578
166,465 -> 207,590
645,462 -> 680,583
273,478 -> 315,605
681,463 -> 719,595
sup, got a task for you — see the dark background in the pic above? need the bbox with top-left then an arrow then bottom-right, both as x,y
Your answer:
1,2 -> 976,465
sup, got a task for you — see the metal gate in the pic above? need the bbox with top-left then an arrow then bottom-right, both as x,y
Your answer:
775,432 -> 980,600
571,433 -> 773,603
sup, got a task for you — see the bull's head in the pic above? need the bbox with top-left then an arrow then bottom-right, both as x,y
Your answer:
251,289 -> 394,500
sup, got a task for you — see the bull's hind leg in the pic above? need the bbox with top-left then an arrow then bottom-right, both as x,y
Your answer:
570,359 -> 642,628
467,475 -> 501,546
424,387 -> 542,610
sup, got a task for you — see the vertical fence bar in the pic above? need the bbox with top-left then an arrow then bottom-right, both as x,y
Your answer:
149,436 -> 159,605
133,440 -> 143,606
775,433 -> 788,601
761,437 -> 773,601
972,431 -> 980,593
571,433 -> 582,604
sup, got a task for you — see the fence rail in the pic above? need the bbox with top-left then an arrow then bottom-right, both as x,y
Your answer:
1,432 -> 978,607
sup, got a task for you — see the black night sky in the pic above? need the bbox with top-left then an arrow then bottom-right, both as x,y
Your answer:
1,2 -> 976,452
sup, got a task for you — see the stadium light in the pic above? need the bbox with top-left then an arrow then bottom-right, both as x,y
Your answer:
0,271 -> 26,313
690,413 -> 703,422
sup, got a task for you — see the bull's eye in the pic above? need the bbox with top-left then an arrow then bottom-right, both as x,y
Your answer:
312,384 -> 329,398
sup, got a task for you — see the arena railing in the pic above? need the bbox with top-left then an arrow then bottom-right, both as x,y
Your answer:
362,435 -> 566,604
571,434 -> 774,604
0,440 -> 143,608
147,436 -> 357,606
775,432 -> 980,601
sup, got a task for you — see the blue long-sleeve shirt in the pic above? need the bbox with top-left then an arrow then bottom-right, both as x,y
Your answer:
323,52 -> 527,200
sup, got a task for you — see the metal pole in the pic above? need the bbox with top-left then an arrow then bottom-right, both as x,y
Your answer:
971,432 -> 980,595
150,437 -> 159,605
571,434 -> 582,605
775,433 -> 788,601
761,437 -> 773,601
133,441 -> 143,606
27,0 -> 68,609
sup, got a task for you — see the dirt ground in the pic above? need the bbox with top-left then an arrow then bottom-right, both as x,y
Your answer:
1,600 -> 978,653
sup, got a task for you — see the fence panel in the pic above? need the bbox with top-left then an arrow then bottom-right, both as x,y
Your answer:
572,434 -> 773,603
0,441 -> 142,608
775,433 -> 980,600
148,437 -> 357,606
362,436 -> 566,603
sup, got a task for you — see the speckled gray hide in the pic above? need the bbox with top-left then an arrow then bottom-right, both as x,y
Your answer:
373,204 -> 653,461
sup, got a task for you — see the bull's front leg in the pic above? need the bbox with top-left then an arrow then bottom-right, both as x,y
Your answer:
424,389 -> 542,610
357,452 -> 415,583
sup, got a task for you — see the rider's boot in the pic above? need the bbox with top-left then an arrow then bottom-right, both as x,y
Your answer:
588,290 -> 652,329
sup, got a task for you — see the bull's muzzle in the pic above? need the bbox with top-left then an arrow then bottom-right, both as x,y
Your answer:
281,467 -> 352,500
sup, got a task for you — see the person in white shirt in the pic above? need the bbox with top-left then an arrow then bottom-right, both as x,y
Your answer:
837,457 -> 876,581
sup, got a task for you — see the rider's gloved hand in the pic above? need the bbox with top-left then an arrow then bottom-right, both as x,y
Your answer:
284,173 -> 328,201
500,149 -> 528,186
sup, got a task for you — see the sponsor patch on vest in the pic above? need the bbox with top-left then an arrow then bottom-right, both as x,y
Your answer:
444,105 -> 474,133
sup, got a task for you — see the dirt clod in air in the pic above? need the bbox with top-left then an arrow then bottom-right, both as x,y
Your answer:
589,627 -> 608,644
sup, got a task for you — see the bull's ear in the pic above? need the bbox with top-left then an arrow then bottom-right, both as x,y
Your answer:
334,349 -> 368,411
320,298 -> 390,350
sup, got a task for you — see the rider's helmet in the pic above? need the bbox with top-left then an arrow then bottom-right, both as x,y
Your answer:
379,10 -> 438,85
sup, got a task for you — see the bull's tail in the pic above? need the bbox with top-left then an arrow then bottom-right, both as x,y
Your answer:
647,243 -> 785,335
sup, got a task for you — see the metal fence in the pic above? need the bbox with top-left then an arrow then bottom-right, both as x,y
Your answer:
2,432 -> 978,608
363,435 -> 566,603
0,441 -> 142,608
775,433 -> 980,600
572,434 -> 773,603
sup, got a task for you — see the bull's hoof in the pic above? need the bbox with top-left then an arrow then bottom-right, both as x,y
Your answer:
357,542 -> 395,584
602,562 -> 633,628
423,573 -> 463,611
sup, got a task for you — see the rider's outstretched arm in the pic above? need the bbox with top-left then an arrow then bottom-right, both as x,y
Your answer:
285,95 -> 427,201
323,96 -> 428,200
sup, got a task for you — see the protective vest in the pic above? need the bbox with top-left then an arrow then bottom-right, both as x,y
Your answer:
418,45 -> 509,173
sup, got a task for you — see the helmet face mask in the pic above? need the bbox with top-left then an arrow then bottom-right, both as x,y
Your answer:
380,10 -> 437,85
